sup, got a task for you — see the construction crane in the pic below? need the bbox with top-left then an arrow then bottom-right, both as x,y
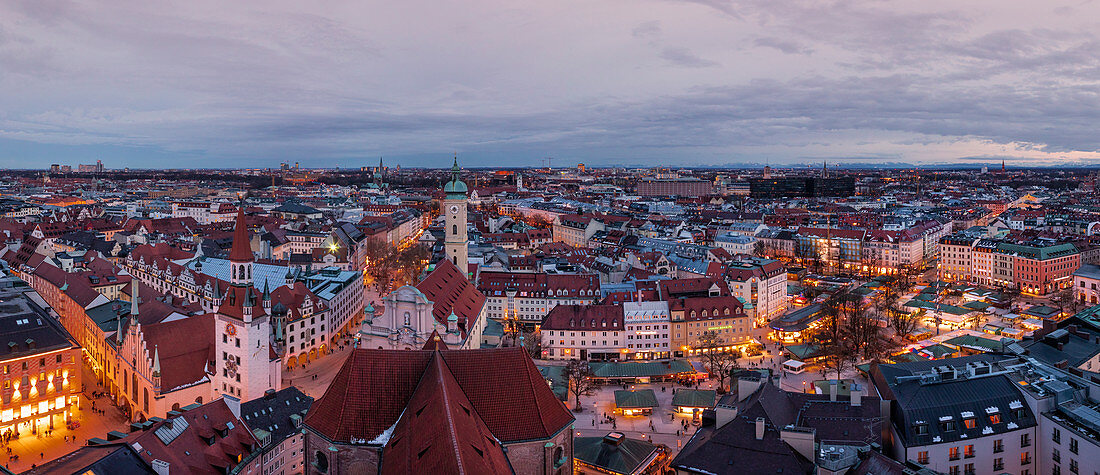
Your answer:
542,157 -> 553,171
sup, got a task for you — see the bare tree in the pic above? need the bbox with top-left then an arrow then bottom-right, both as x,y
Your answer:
364,237 -> 395,293
890,309 -> 922,341
520,329 -> 542,358
695,330 -> 741,393
564,359 -> 597,411
1051,287 -> 1080,317
807,312 -> 853,381
393,243 -> 430,287
843,314 -> 889,360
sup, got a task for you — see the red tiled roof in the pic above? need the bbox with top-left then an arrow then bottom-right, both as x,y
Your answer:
304,348 -> 573,445
421,330 -> 449,351
228,208 -> 254,262
669,295 -> 747,321
379,353 -> 513,474
122,398 -> 256,475
540,304 -> 623,331
142,314 -> 215,392
417,260 -> 484,337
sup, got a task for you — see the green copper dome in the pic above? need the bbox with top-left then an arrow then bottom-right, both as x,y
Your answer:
444,156 -> 468,198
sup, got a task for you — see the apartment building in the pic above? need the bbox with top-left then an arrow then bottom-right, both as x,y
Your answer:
478,271 -> 599,327
669,295 -> 752,357
722,257 -> 787,324
0,274 -> 82,442
622,300 -> 671,360
540,304 -> 624,361
552,214 -> 605,248
943,236 -> 1080,295
871,356 -> 1038,475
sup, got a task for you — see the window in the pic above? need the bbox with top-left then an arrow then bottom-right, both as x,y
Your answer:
963,463 -> 974,475
949,447 -> 960,461
963,418 -> 976,429
915,424 -> 928,435
1020,451 -> 1030,465
1069,438 -> 1077,454
917,451 -> 928,464
963,445 -> 974,458
948,466 -> 959,475
989,413 -> 1001,424
1021,433 -> 1030,447
993,439 -> 1003,453
993,457 -> 1003,471
1053,448 -> 1060,463
1053,427 -> 1061,444
1069,459 -> 1077,474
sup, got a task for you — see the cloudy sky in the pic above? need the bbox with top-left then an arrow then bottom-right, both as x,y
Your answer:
2,0 -> 1100,169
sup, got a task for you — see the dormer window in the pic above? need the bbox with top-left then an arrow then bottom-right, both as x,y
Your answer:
963,418 -> 976,429
941,421 -> 955,432
989,414 -> 1001,424
915,423 -> 928,435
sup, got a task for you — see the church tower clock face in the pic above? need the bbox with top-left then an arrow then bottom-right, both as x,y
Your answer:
450,205 -> 459,215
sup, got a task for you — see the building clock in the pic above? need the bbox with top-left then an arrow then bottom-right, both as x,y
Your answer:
450,205 -> 459,215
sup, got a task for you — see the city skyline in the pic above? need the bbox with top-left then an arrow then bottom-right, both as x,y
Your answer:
3,1 -> 1100,168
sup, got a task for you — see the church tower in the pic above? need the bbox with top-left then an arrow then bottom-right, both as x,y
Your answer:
214,203 -> 280,402
443,156 -> 469,276
228,204 -> 254,286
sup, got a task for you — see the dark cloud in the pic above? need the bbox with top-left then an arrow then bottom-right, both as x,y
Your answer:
752,37 -> 812,55
1,0 -> 1100,167
659,47 -> 718,68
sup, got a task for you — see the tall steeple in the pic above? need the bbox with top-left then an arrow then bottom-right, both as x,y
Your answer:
152,345 -> 161,391
443,155 -> 469,276
228,203 -> 254,286
130,280 -> 140,325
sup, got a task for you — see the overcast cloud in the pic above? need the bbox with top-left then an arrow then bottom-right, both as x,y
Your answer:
1,0 -> 1099,168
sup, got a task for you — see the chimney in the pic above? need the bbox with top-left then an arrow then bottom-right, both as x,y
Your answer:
851,388 -> 863,407
264,389 -> 276,400
755,417 -> 765,440
151,459 -> 170,475
714,405 -> 738,429
829,381 -> 838,401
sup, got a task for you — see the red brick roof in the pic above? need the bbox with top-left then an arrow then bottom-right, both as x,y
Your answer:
304,348 -> 573,445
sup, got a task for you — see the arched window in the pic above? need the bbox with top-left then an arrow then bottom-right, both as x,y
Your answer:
713,308 -> 719,317
314,451 -> 330,473
690,311 -> 696,318
452,224 -> 458,235
702,310 -> 708,318
195,396 -> 203,404
724,308 -> 730,315
403,312 -> 411,326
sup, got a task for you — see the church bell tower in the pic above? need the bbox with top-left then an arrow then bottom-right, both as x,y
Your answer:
443,156 -> 469,276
